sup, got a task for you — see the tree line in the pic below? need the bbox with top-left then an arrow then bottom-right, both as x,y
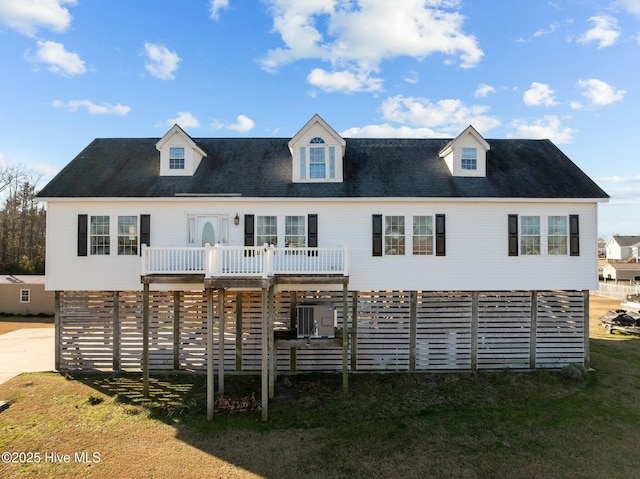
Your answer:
0,164 -> 46,274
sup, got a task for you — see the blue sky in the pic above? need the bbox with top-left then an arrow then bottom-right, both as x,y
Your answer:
0,0 -> 638,237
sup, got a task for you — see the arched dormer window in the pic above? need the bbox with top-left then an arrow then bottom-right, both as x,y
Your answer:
289,114 -> 346,183
301,136 -> 335,180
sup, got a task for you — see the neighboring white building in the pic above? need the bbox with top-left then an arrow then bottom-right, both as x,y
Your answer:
605,235 -> 640,261
38,115 -> 609,418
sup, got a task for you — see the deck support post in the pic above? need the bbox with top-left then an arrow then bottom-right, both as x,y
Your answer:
235,292 -> 243,372
142,283 -> 150,397
218,288 -> 225,396
342,282 -> 349,394
471,291 -> 479,373
530,291 -> 538,369
268,285 -> 276,400
113,291 -> 120,371
207,287 -> 215,420
54,291 -> 61,371
409,291 -> 418,371
290,292 -> 297,372
261,287 -> 269,421
173,291 -> 180,371
583,289 -> 590,369
350,291 -> 358,372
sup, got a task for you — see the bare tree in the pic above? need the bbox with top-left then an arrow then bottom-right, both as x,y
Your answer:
0,163 -> 46,274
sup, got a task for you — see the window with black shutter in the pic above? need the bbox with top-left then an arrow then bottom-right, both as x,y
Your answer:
372,214 -> 382,256
244,214 -> 255,256
508,214 -> 519,256
569,215 -> 580,256
435,214 -> 446,256
77,214 -> 88,256
140,214 -> 151,255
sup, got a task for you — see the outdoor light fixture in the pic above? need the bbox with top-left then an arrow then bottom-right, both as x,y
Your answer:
234,213 -> 240,226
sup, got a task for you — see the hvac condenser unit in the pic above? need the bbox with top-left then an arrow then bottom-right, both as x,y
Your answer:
297,303 -> 336,338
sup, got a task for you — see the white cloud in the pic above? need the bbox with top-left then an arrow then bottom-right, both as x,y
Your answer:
144,42 -> 181,80
508,116 -> 575,144
166,112 -> 200,129
341,123 -> 442,138
33,162 -> 60,180
228,115 -> 255,132
577,78 -> 625,106
212,114 -> 256,132
475,83 -> 495,98
614,0 -> 640,16
261,0 -> 483,93
32,40 -> 85,76
210,0 -> 229,20
403,70 -> 419,84
577,15 -> 620,48
523,82 -> 557,107
307,67 -> 383,93
52,99 -> 131,115
379,95 -> 500,135
596,175 -> 640,183
533,21 -> 560,38
0,0 -> 75,36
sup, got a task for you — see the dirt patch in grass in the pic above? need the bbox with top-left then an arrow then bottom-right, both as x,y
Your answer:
0,316 -> 54,335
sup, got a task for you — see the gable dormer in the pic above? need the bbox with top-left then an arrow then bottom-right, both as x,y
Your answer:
289,114 -> 346,183
438,125 -> 490,177
156,124 -> 207,176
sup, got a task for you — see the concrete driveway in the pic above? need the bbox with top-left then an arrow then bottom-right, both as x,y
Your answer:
0,328 -> 55,385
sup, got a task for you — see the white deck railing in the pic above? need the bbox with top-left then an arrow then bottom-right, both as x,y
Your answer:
142,244 -> 348,278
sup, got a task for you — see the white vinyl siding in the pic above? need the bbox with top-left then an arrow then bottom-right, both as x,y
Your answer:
44,200 -> 598,292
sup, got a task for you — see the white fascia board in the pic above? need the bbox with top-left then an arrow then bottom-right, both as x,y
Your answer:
38,196 -> 610,204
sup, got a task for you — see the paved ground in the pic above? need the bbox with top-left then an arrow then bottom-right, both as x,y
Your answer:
0,328 -> 54,385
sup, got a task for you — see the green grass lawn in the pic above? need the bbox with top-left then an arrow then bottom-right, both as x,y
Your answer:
1,300 -> 640,478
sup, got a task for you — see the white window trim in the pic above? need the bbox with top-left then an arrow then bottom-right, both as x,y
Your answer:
20,289 -> 31,303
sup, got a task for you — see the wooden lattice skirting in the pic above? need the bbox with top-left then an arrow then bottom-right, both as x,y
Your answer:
55,290 -> 588,372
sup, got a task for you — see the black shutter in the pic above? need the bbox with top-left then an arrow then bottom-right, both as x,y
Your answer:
372,214 -> 382,256
77,214 -> 88,256
308,214 -> 318,247
140,214 -> 151,254
508,214 -> 519,256
435,214 -> 446,256
569,215 -> 579,256
244,214 -> 255,246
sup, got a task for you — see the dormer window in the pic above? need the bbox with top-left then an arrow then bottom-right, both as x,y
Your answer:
156,124 -> 207,177
438,125 -> 489,177
169,147 -> 185,170
302,137 -> 335,180
461,148 -> 477,170
290,114 -> 345,183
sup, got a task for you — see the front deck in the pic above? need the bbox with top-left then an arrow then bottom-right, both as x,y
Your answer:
141,245 -> 348,287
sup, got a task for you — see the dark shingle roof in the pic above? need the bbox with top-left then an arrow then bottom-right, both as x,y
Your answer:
37,137 -> 609,199
612,235 -> 640,247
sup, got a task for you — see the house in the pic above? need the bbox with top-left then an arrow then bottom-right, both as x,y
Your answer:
605,235 -> 640,261
0,275 -> 54,316
602,263 -> 640,283
37,115 -> 609,419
